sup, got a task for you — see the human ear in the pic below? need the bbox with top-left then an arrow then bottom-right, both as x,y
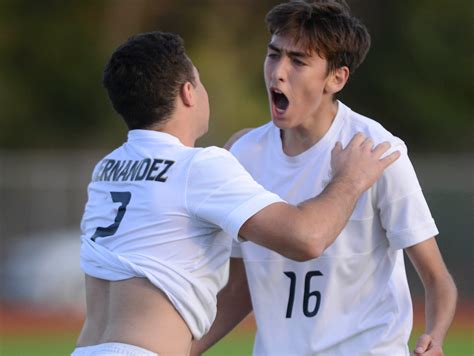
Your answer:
180,81 -> 195,107
326,66 -> 349,94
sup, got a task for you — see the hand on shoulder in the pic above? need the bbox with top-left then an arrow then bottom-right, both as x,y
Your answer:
331,132 -> 400,194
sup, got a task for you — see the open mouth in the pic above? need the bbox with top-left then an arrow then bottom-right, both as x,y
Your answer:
271,88 -> 289,113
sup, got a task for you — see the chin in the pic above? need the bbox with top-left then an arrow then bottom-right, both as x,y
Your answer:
272,121 -> 293,131
271,115 -> 293,130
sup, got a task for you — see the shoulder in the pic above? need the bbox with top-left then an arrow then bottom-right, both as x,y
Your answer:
191,146 -> 241,169
228,122 -> 274,153
342,104 -> 407,154
224,128 -> 254,150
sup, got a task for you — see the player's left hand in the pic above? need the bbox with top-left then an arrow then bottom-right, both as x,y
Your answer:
412,333 -> 444,355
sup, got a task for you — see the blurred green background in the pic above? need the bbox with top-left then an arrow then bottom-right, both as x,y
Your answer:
0,0 -> 472,355
0,0 -> 472,150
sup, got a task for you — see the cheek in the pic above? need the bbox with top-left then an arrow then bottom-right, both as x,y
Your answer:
295,84 -> 324,111
304,78 -> 326,97
263,60 -> 272,82
304,85 -> 321,98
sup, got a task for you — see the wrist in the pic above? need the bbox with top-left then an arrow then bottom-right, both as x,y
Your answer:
330,174 -> 365,197
425,331 -> 445,346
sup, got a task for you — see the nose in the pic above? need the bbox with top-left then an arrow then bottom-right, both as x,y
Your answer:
272,57 -> 288,83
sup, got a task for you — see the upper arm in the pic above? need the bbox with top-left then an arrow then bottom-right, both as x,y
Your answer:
187,148 -> 283,240
224,128 -> 253,150
376,146 -> 439,250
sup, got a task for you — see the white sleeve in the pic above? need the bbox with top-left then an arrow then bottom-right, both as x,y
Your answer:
376,144 -> 439,250
230,239 -> 243,258
186,147 -> 284,241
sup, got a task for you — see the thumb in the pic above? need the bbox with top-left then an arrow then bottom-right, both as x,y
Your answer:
414,334 -> 432,354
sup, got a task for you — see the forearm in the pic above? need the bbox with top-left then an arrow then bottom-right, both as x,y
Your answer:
406,238 -> 458,355
423,271 -> 457,343
191,301 -> 251,355
297,175 -> 361,252
191,259 -> 252,355
240,176 -> 363,261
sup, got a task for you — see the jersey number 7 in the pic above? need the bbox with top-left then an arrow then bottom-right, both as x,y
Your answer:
91,191 -> 131,241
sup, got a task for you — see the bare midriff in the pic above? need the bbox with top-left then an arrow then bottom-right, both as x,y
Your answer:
76,275 -> 192,355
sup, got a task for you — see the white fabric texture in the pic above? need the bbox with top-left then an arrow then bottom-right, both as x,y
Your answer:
230,101 -> 438,355
80,130 -> 283,339
71,342 -> 157,355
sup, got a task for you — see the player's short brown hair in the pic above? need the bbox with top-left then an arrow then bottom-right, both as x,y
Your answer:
266,0 -> 371,74
103,31 -> 195,129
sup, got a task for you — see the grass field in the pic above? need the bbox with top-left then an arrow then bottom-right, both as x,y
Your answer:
1,329 -> 473,356
1,304 -> 472,356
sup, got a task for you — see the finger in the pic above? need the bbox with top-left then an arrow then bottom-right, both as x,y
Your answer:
347,132 -> 366,147
372,141 -> 391,157
332,141 -> 343,154
361,137 -> 374,150
422,345 -> 443,356
413,334 -> 432,354
379,150 -> 401,169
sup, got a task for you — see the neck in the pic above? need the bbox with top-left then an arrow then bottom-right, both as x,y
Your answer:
159,126 -> 197,147
281,99 -> 338,156
150,115 -> 199,147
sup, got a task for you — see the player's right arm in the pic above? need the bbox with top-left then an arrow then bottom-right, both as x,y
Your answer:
190,258 -> 251,355
239,133 -> 400,261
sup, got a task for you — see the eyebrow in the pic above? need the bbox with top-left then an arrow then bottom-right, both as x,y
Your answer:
268,43 -> 308,58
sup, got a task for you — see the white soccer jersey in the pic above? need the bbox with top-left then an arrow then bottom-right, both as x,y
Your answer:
231,101 -> 438,355
79,130 -> 283,339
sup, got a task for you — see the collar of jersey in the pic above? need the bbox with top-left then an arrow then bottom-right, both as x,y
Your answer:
271,100 -> 348,165
127,129 -> 183,145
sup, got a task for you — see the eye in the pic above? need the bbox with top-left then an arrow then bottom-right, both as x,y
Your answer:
292,58 -> 305,66
267,52 -> 279,59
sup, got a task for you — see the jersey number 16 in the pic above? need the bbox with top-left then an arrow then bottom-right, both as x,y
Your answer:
284,270 -> 323,318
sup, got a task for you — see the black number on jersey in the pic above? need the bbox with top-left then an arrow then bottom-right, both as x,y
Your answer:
284,270 -> 323,318
91,191 -> 131,241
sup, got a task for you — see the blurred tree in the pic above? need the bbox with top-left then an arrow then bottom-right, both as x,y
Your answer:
0,1 -> 120,149
342,0 -> 473,152
0,0 -> 472,151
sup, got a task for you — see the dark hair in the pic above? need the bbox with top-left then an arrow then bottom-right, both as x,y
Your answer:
265,0 -> 371,74
103,31 -> 195,129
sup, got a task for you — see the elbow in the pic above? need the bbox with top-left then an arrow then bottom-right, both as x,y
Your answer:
271,237 -> 323,262
291,238 -> 324,262
303,242 -> 324,261
300,228 -> 327,260
289,215 -> 329,261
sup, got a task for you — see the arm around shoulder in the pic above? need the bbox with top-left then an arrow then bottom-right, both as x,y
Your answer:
239,134 -> 400,261
224,128 -> 253,150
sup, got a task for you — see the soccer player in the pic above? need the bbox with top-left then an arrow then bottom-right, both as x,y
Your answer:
192,1 -> 457,355
71,31 -> 398,355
